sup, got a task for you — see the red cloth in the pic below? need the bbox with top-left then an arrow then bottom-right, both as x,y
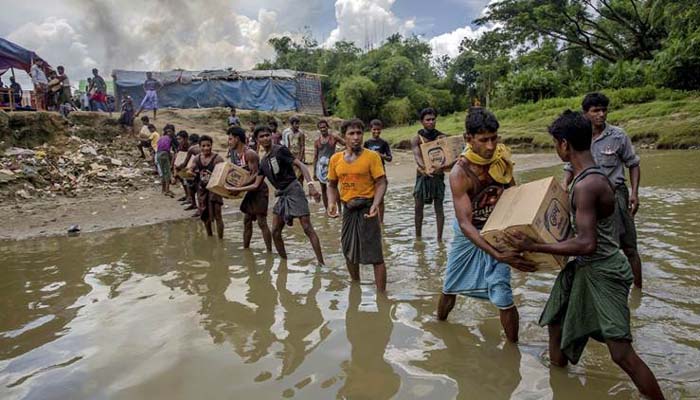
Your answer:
90,91 -> 107,103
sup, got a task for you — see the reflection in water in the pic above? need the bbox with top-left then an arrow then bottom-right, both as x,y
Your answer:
0,151 -> 699,399
339,285 -> 399,399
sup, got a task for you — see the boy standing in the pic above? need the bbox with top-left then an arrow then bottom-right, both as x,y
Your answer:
508,110 -> 664,399
282,116 -> 306,184
327,119 -> 388,292
363,119 -> 392,223
188,135 -> 225,238
313,119 -> 345,211
411,108 -> 447,241
228,107 -> 241,127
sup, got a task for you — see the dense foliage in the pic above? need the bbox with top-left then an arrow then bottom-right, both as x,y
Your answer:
256,0 -> 700,122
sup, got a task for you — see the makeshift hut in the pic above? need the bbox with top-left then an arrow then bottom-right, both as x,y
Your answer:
112,69 -> 325,115
0,37 -> 51,110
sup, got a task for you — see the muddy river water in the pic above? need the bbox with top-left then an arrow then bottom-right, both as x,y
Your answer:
1,151 -> 698,399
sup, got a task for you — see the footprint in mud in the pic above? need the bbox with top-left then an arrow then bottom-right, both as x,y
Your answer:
320,376 -> 337,388
282,388 -> 295,398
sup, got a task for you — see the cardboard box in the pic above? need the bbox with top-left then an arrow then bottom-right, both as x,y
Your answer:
206,161 -> 250,199
420,135 -> 465,174
481,176 -> 571,269
174,151 -> 188,168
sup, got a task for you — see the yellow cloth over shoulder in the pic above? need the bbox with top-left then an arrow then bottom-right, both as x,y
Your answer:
462,143 -> 514,184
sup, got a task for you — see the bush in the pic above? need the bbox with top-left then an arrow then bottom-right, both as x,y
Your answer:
500,68 -> 562,105
380,97 -> 413,125
653,30 -> 700,90
336,75 -> 380,121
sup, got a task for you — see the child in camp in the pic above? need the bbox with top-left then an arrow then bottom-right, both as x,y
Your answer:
137,116 -> 153,159
437,107 -> 534,343
313,119 -> 344,211
188,135 -> 225,238
269,119 -> 282,145
147,124 -> 160,174
155,126 -> 175,197
363,119 -> 392,223
327,119 -> 388,292
225,126 -> 272,251
229,126 -> 324,265
184,133 -> 200,213
507,110 -> 664,400
228,107 -> 241,127
173,130 -> 191,202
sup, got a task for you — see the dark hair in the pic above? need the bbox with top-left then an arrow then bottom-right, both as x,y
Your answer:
369,119 -> 383,128
147,124 -> 156,130
548,110 -> 592,151
268,119 -> 278,129
92,68 -> 98,74
227,126 -> 246,142
340,118 -> 365,135
163,123 -> 175,134
465,107 -> 499,135
289,116 -> 300,124
176,130 -> 188,139
189,133 -> 200,144
582,92 -> 610,112
140,116 -> 149,123
420,107 -> 437,121
254,125 -> 272,138
199,135 -> 213,145
57,65 -> 64,71
317,119 -> 329,128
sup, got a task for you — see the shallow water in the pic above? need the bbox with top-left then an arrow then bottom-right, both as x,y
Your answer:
1,151 -> 698,399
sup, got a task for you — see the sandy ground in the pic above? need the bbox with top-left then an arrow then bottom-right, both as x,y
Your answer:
0,150 -> 561,241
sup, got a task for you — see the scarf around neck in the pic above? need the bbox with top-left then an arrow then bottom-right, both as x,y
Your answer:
462,143 -> 514,184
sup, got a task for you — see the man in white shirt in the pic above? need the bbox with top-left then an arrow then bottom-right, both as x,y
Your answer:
30,59 -> 48,110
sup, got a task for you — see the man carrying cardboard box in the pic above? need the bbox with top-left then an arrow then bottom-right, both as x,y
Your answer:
229,126 -> 325,266
411,108 -> 447,242
225,126 -> 272,252
437,107 -> 535,343
507,111 -> 664,400
564,92 -> 643,288
188,135 -> 225,239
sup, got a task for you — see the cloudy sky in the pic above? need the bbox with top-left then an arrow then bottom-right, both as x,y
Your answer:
1,0 -> 493,87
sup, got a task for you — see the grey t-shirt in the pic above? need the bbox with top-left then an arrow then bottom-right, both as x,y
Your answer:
565,123 -> 640,187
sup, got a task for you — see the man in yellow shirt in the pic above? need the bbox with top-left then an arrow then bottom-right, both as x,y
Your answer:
327,118 -> 388,292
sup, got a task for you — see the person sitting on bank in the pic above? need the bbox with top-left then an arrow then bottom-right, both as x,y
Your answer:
228,107 -> 241,127
226,126 -> 272,252
564,92 -> 643,288
411,107 -> 447,242
507,110 -> 664,400
229,126 -> 325,265
326,118 -> 388,292
437,107 -> 535,343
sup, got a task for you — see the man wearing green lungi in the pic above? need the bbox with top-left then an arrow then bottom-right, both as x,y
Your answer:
507,110 -> 664,399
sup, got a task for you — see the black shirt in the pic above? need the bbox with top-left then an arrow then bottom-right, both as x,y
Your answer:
258,144 -> 297,190
364,138 -> 392,165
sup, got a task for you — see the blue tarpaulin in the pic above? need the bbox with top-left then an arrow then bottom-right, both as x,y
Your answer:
0,37 -> 49,75
113,69 -> 313,113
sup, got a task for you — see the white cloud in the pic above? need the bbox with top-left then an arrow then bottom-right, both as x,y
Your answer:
325,0 -> 414,48
428,25 -> 492,58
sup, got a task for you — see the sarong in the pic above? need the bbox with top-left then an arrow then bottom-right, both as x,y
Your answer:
539,252 -> 634,364
240,184 -> 269,220
156,151 -> 171,181
58,86 -> 72,105
614,185 -> 638,251
442,219 -> 513,309
413,173 -> 445,204
341,198 -> 384,265
198,187 -> 222,222
272,180 -> 310,226
140,89 -> 158,110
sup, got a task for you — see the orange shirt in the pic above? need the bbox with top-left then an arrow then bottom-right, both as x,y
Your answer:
328,149 -> 385,203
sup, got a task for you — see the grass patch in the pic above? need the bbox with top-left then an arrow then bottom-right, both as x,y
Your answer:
381,88 -> 700,149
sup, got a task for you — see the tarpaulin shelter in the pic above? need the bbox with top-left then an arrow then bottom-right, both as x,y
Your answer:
112,69 -> 326,115
0,37 -> 50,76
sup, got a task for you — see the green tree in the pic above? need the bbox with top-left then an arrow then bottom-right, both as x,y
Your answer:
336,76 -> 380,121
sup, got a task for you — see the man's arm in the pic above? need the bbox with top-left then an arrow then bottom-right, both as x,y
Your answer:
327,179 -> 340,217
293,158 -> 313,183
299,132 -> 306,163
450,164 -> 534,271
243,150 -> 261,186
370,175 -> 388,214
312,141 -> 319,181
411,136 -> 429,174
510,178 -> 602,256
333,132 -> 345,146
628,165 -> 640,216
383,142 -> 393,162
228,175 -> 265,193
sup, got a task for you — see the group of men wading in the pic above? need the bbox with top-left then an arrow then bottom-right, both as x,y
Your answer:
178,92 -> 661,398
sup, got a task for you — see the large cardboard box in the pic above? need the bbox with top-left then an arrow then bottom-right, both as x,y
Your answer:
420,135 -> 465,174
174,151 -> 188,168
481,176 -> 571,268
206,161 -> 250,199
